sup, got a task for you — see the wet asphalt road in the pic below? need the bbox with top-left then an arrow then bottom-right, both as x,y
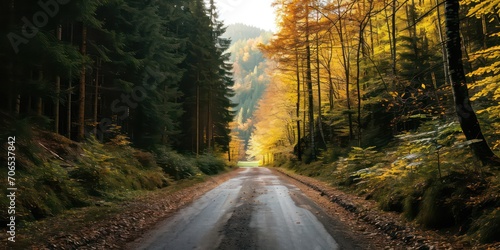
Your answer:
131,167 -> 362,250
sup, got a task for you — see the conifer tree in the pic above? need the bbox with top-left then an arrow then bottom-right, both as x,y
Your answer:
175,0 -> 235,154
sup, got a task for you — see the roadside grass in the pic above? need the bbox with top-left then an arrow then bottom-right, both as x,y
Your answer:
0,118 -> 233,247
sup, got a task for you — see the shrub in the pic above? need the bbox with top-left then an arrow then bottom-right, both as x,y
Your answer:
71,137 -> 168,195
196,154 -> 227,175
154,147 -> 198,180
13,162 -> 89,221
346,146 -> 383,172
133,150 -> 158,169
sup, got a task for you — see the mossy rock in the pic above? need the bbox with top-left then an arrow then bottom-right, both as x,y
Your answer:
417,182 -> 455,228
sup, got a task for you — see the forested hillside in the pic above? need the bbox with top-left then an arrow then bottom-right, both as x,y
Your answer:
223,23 -> 268,42
252,0 -> 500,161
222,24 -> 272,159
250,0 -> 500,244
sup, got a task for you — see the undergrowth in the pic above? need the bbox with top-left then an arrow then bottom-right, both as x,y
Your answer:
0,119 -> 231,227
279,119 -> 500,244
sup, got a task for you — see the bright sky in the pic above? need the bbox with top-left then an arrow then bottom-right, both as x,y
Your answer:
215,0 -> 277,32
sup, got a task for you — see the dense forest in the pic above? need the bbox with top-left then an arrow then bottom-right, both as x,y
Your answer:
249,0 -> 500,243
0,0 -> 236,232
252,0 -> 500,162
0,0 -> 234,154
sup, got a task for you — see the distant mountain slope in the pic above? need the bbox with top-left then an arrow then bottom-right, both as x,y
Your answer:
225,24 -> 273,150
223,23 -> 267,42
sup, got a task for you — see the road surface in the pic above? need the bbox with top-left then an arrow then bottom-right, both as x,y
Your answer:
130,167 -> 363,250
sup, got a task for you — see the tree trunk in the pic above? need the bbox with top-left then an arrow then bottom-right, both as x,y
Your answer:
301,60 -> 307,143
336,0 -> 353,140
356,29 -> 364,147
481,14 -> 487,49
435,0 -> 450,85
295,47 -> 302,161
55,25 -> 62,134
327,32 -> 335,111
305,3 -> 316,160
78,25 -> 87,141
93,58 -> 100,136
36,70 -> 44,116
391,0 -> 397,84
196,80 -> 200,156
67,23 -> 74,139
444,0 -> 500,166
316,27 -> 326,147
406,1 -> 418,57
369,16 -> 375,57
8,0 -> 16,114
207,88 -> 212,153
355,0 -> 373,147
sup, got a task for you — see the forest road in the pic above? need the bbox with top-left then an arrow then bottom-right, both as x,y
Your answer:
129,167 -> 363,250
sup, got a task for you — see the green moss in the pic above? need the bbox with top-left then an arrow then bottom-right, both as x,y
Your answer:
378,190 -> 405,212
416,181 -> 455,228
469,208 -> 500,243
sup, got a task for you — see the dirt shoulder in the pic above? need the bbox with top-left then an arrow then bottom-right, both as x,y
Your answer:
272,167 -> 500,250
8,168 -> 242,250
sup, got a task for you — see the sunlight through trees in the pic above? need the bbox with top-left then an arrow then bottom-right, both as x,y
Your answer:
250,0 -> 500,166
